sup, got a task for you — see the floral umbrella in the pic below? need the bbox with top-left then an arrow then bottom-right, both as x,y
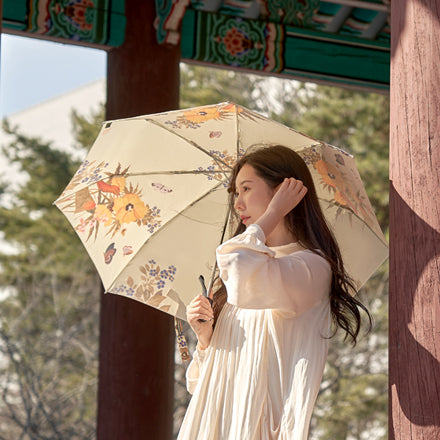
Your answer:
55,102 -> 388,325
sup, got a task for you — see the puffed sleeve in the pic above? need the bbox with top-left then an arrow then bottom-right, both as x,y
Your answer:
216,224 -> 331,316
186,346 -> 207,395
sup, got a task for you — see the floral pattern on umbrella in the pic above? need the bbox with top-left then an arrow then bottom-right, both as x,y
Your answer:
198,148 -> 246,186
113,260 -> 186,317
299,145 -> 377,231
55,102 -> 388,322
161,102 -> 265,130
57,162 -> 162,240
164,103 -> 239,129
59,159 -> 109,198
113,260 -> 176,301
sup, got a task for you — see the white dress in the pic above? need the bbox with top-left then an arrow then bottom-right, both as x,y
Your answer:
178,224 -> 332,440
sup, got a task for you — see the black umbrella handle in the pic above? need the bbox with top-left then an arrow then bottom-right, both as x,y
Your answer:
199,275 -> 208,297
198,275 -> 213,323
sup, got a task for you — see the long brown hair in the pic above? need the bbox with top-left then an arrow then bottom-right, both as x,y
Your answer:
212,145 -> 372,345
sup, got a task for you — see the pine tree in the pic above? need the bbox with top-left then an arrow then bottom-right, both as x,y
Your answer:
0,104 -> 104,439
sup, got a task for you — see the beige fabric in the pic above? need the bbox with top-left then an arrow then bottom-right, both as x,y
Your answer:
55,103 -> 387,321
178,224 -> 332,440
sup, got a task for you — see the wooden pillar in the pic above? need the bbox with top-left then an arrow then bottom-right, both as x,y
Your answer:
389,0 -> 440,439
97,1 -> 180,439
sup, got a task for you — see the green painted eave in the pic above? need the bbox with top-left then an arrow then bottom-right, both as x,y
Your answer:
180,8 -> 389,92
2,0 -> 126,47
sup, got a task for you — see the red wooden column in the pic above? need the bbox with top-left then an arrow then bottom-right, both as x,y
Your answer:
97,2 -> 179,439
389,0 -> 440,439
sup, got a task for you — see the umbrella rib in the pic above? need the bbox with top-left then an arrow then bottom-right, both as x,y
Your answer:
145,119 -> 234,171
125,170 -> 230,186
317,197 -> 388,245
124,170 -> 226,176
56,115 -> 237,205
206,155 -> 233,184
54,170 -> 230,205
152,183 -> 225,235
106,182 -> 225,291
206,204 -> 232,295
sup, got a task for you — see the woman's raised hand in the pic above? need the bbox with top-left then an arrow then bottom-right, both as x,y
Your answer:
187,295 -> 214,350
255,178 -> 308,238
268,178 -> 308,218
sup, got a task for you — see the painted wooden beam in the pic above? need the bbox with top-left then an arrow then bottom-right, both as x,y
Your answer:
2,0 -> 126,48
180,8 -> 390,92
389,0 -> 440,438
97,1 -> 179,439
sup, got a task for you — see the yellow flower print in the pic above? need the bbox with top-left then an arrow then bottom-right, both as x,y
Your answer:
334,190 -> 348,206
221,103 -> 241,114
315,159 -> 351,205
94,204 -> 113,226
182,106 -> 223,123
181,103 -> 240,123
113,193 -> 148,224
111,176 -> 126,192
315,159 -> 363,215
314,160 -> 341,188
166,104 -> 242,129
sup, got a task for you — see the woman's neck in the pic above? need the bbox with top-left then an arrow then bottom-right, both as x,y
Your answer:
265,222 -> 296,247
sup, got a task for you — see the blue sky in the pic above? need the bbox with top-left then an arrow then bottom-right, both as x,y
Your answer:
0,33 -> 107,117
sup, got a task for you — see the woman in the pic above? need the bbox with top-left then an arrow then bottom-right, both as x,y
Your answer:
178,145 -> 371,440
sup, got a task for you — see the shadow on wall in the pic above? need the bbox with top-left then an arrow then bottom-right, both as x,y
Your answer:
389,184 -> 440,438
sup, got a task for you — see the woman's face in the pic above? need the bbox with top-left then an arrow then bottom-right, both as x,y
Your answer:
234,164 -> 275,227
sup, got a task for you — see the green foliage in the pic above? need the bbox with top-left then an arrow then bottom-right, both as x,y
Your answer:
71,103 -> 105,150
0,109 -> 104,439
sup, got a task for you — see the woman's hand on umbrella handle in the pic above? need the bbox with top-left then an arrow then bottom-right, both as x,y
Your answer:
187,295 -> 214,350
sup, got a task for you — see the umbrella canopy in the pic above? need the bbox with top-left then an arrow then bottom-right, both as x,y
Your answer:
55,102 -> 388,321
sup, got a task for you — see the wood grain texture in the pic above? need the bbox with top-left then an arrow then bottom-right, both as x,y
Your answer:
390,0 -> 440,438
97,1 -> 180,439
